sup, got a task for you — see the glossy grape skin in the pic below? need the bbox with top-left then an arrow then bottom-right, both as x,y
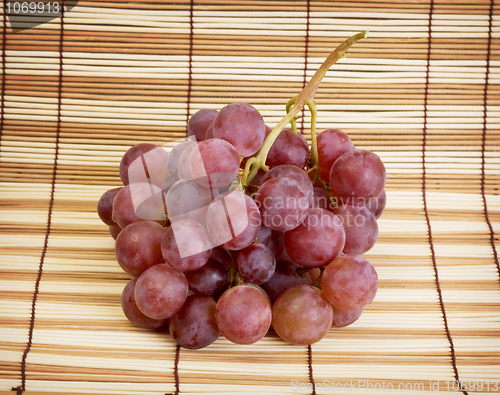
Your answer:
187,109 -> 218,142
366,189 -> 386,219
260,260 -> 312,303
284,208 -> 345,268
165,179 -> 216,225
329,149 -> 386,203
134,263 -> 189,320
120,143 -> 171,190
206,191 -> 261,251
317,129 -> 354,181
161,219 -> 212,272
237,244 -> 276,285
266,129 -> 309,169
215,284 -> 272,344
332,306 -> 363,328
169,295 -> 220,349
112,183 -> 168,228
97,187 -> 122,226
121,278 -> 168,329
333,204 -> 378,256
254,177 -> 309,232
185,258 -> 230,298
212,103 -> 266,157
272,284 -> 333,345
115,220 -> 166,277
320,255 -> 378,311
188,138 -> 240,189
167,140 -> 195,180
260,165 -> 314,205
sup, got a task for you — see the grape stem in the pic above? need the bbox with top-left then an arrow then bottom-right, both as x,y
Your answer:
243,31 -> 369,186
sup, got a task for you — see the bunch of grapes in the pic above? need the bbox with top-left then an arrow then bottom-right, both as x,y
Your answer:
97,32 -> 385,349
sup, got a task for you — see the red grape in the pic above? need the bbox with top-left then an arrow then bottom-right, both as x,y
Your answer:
119,143 -> 156,185
109,224 -> 122,240
167,140 -> 195,180
121,278 -> 168,329
115,220 -> 166,277
260,164 -> 314,205
161,219 -> 212,272
187,109 -> 218,141
97,187 -> 122,226
366,189 -> 386,219
272,284 -> 333,345
284,208 -> 345,268
185,257 -> 230,298
134,263 -> 189,320
237,244 -> 276,285
260,260 -> 312,303
333,204 -> 378,255
213,103 -> 266,157
266,129 -> 309,169
320,255 -> 378,310
169,295 -> 220,349
317,129 -> 354,181
332,306 -> 363,328
215,284 -> 272,344
311,186 -> 334,211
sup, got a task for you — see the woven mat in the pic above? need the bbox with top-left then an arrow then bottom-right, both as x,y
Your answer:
1,1 -> 499,394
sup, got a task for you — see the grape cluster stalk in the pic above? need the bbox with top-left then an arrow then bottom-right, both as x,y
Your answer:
97,32 -> 388,348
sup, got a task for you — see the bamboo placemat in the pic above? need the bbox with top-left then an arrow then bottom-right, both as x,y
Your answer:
0,0 -> 499,394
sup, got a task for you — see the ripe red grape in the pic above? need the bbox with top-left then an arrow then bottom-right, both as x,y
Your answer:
119,143 -> 157,185
266,129 -> 309,169
206,190 -> 261,250
109,224 -> 122,240
311,186 -> 334,210
185,257 -> 230,298
260,164 -> 314,205
115,220 -> 166,277
284,208 -> 345,268
272,284 -> 333,345
213,103 -> 266,157
317,129 -> 354,181
187,109 -> 218,142
215,284 -> 272,344
366,189 -> 386,219
134,263 -> 188,320
254,177 -> 309,232
161,219 -> 212,272
329,149 -> 386,203
332,306 -> 363,328
167,140 -> 195,180
121,278 -> 168,329
188,138 -> 240,189
112,183 -> 167,228
260,260 -> 312,303
237,243 -> 276,285
97,187 -> 122,226
320,255 -> 378,310
169,295 -> 220,349
333,204 -> 378,255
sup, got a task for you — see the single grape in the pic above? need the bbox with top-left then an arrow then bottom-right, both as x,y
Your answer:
320,255 -> 378,310
169,295 -> 220,349
272,284 -> 333,345
254,177 -> 309,232
204,122 -> 214,140
311,186 -> 334,211
185,257 -> 230,298
212,102 -> 266,157
167,140 -> 196,180
237,244 -> 276,285
366,189 -> 386,219
266,129 -> 309,169
161,219 -> 212,272
332,306 -> 363,328
254,225 -> 285,258
329,149 -> 386,203
215,284 -> 272,344
165,178 -> 217,225
260,164 -> 314,205
134,263 -> 189,320
333,204 -> 378,255
121,278 -> 168,329
112,183 -> 167,228
187,109 -> 218,141
209,246 -> 233,271
188,138 -> 240,189
284,208 -> 345,268
259,260 -> 312,303
206,190 -> 261,251
115,220 -> 166,277
317,129 -> 354,181
109,224 -> 122,240
97,187 -> 122,226
120,143 -> 172,190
